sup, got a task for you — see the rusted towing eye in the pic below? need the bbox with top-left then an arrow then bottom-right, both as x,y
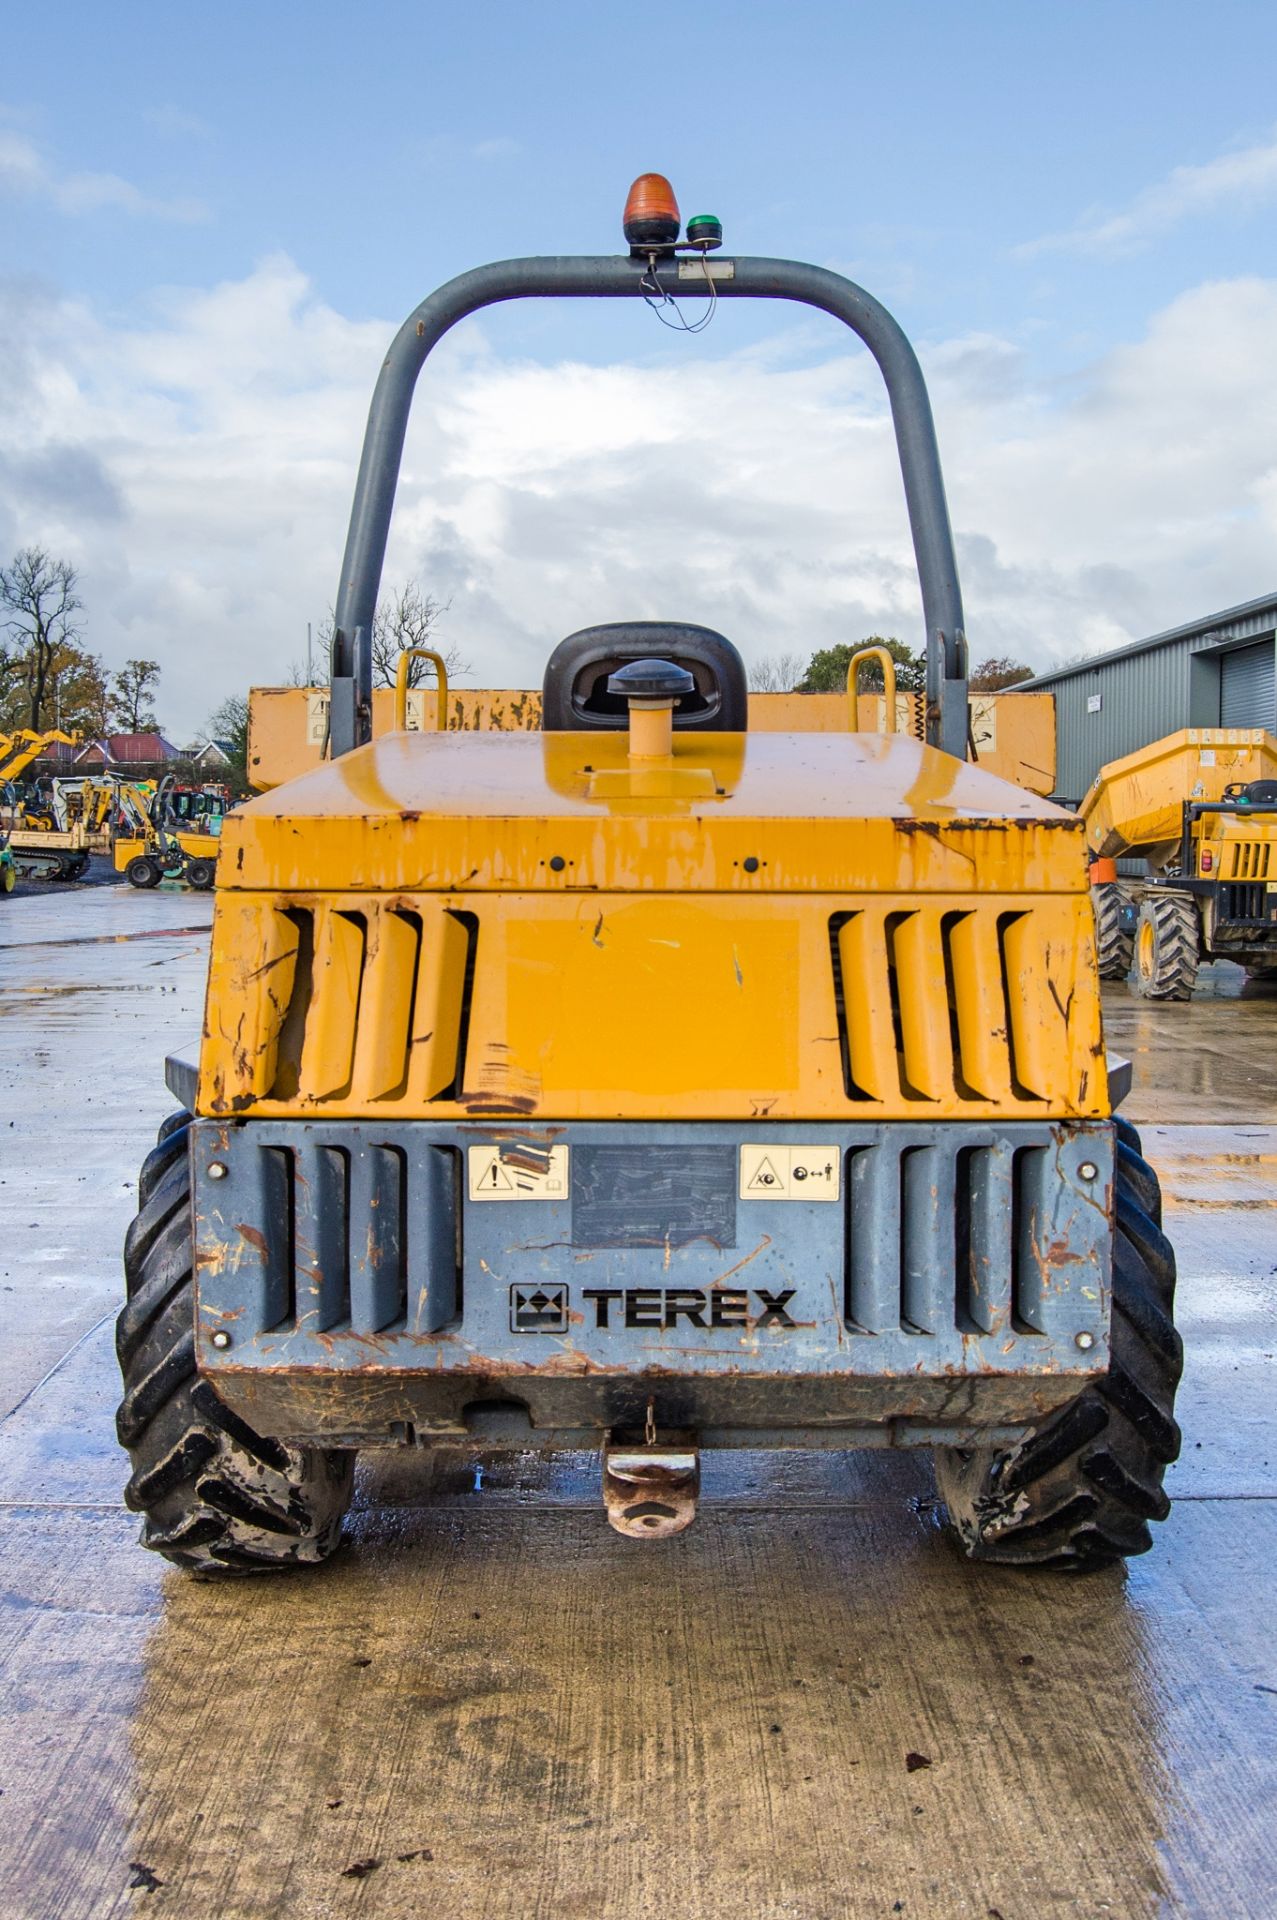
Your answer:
602,1404 -> 701,1539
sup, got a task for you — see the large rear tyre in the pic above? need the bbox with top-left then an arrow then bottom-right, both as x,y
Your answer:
115,1111 -> 355,1575
1091,883 -> 1135,980
1132,892 -> 1199,1001
126,856 -> 161,890
935,1134 -> 1181,1570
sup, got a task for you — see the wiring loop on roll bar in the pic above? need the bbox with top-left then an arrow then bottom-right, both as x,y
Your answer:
639,250 -> 718,335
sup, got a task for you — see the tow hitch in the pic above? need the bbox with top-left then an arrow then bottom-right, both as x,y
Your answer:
602,1408 -> 700,1539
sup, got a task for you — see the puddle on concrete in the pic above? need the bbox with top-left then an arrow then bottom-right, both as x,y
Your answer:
0,924 -> 211,955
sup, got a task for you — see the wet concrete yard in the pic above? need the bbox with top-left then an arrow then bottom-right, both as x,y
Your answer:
1,890 -> 1274,1917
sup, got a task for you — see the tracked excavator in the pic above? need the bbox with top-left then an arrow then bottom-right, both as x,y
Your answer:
0,731 -> 90,880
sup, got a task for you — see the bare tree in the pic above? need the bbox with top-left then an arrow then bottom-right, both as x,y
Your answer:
748,651 -> 806,693
0,547 -> 84,732
369,583 -> 469,687
313,582 -> 471,691
108,658 -> 162,733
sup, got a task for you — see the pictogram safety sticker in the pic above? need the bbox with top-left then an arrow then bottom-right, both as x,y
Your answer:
739,1145 -> 840,1201
468,1144 -> 569,1201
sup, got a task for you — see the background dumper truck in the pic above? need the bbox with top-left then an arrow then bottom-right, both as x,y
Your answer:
1085,727 -> 1277,998
114,177 -> 1181,1576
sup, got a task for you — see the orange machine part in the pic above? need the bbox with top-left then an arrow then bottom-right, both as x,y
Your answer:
623,172 -> 681,246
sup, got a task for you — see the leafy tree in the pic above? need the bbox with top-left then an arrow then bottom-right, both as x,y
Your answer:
969,656 -> 1033,691
0,637 -> 107,739
796,636 -> 925,694
0,546 -> 84,732
45,645 -> 109,738
108,659 -> 162,733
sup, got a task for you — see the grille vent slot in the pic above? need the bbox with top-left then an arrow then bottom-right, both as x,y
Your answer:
264,902 -> 476,1108
846,1139 -> 1050,1336
245,1138 -> 458,1336
1225,840 -> 1271,880
1219,882 -> 1269,923
833,906 -> 1071,1109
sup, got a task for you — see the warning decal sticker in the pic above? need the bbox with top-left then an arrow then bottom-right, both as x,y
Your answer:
739,1145 -> 841,1201
468,1144 -> 569,1202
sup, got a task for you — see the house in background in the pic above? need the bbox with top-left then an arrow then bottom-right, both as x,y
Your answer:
178,739 -> 235,771
72,734 -> 182,780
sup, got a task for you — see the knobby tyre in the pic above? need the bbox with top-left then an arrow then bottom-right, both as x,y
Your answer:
116,1110 -> 354,1575
934,1131 -> 1181,1570
1132,892 -> 1199,1001
1091,883 -> 1134,980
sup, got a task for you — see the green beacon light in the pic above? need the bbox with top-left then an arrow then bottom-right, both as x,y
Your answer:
686,213 -> 723,251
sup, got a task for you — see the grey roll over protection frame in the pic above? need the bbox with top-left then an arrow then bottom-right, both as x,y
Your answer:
329,254 -> 970,757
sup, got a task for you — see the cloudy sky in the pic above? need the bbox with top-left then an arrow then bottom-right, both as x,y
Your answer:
2,0 -> 1276,738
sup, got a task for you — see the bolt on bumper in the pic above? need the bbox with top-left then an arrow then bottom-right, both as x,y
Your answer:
188,1115 -> 1114,1448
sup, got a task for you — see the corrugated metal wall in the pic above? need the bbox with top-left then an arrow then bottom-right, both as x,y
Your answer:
1044,641 -> 1197,803
1220,642 -> 1276,729
1032,599 -> 1277,804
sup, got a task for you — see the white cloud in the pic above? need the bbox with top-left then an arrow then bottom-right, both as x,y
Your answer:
1019,127 -> 1277,258
0,127 -> 207,223
0,258 -> 1274,736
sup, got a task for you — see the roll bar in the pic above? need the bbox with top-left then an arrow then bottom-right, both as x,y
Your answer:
330,254 -> 969,756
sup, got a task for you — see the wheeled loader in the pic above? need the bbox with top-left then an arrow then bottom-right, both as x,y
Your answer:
115,177 -> 1181,1576
114,774 -> 219,890
1084,728 -> 1277,998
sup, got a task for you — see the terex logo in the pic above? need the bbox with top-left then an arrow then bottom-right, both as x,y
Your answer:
580,1287 -> 797,1331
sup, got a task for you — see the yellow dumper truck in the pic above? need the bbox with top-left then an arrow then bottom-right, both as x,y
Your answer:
1084,728 -> 1277,998
114,176 -> 1180,1577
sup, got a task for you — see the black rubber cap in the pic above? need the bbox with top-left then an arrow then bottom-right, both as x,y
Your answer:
606,658 -> 696,701
542,622 -> 747,732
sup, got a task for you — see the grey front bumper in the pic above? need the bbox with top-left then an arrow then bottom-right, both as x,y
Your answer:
189,1116 -> 1113,1448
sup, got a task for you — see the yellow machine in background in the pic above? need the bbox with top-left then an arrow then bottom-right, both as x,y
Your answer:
113,175 -> 1180,1586
0,730 -> 91,880
0,728 -> 78,784
1082,728 -> 1277,998
112,774 -> 222,890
